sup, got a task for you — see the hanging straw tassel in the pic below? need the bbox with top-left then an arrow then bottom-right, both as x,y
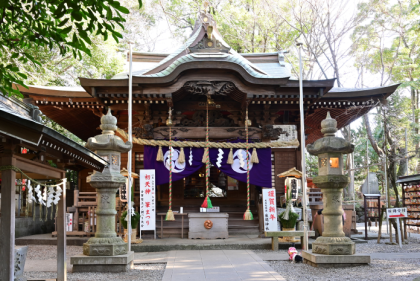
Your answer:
202,147 -> 208,163
227,148 -> 234,164
156,146 -> 164,161
33,203 -> 36,221
39,204 -> 43,222
251,148 -> 259,163
178,147 -> 185,164
243,209 -> 254,220
165,209 -> 175,221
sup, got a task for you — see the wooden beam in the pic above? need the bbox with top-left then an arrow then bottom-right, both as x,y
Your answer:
15,155 -> 64,178
153,127 -> 262,139
0,155 -> 16,281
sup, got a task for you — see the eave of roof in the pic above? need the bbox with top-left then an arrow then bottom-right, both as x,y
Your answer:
324,84 -> 400,98
16,85 -> 91,98
0,99 -> 108,169
396,174 -> 420,184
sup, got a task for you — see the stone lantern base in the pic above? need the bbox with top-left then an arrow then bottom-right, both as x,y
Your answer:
302,251 -> 370,268
71,251 -> 134,272
82,237 -> 128,256
312,236 -> 355,255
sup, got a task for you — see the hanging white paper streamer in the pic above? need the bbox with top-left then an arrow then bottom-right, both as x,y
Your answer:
216,148 -> 224,168
125,201 -> 136,222
42,187 -> 48,206
53,185 -> 62,205
47,187 -> 55,208
27,180 -> 36,202
189,148 -> 193,166
34,185 -> 45,205
238,149 -> 245,168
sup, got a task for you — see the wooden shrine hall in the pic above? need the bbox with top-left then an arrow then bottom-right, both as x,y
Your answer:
17,8 -> 399,237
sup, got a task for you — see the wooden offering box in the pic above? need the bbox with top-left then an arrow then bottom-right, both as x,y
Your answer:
188,213 -> 229,239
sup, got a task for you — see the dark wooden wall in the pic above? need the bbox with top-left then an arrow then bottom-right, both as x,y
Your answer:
272,148 -> 300,194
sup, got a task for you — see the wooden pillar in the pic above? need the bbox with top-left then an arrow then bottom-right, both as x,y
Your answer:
57,176 -> 67,281
0,156 -> 16,281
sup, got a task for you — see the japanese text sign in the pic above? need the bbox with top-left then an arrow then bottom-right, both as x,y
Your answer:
140,169 -> 156,231
386,207 -> 407,219
119,177 -> 130,203
263,189 -> 278,231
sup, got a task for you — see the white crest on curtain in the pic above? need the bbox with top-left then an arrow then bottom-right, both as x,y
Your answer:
164,148 -> 186,173
232,149 -> 253,174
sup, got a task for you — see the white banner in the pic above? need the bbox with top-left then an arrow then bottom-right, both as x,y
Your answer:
139,169 -> 156,231
262,189 -> 278,231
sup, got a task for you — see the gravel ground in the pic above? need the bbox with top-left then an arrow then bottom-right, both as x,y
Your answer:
356,236 -> 420,253
24,264 -> 166,281
267,259 -> 420,281
26,245 -> 82,260
254,235 -> 420,281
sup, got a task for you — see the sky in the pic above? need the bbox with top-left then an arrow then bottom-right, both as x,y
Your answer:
124,0 -> 407,132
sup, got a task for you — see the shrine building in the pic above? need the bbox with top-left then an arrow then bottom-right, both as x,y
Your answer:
17,9 -> 399,236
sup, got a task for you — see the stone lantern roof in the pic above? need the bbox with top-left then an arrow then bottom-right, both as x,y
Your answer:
306,112 -> 354,155
85,109 -> 132,153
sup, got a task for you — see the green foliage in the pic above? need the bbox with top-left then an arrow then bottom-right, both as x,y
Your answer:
120,210 -> 141,229
0,0 -> 142,96
279,210 -> 299,229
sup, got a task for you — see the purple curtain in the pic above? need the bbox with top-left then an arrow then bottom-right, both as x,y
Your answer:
209,147 -> 272,188
144,144 -> 272,188
144,146 -> 204,186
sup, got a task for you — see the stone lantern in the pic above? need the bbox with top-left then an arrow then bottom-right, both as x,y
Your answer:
303,112 -> 370,267
70,109 -> 133,272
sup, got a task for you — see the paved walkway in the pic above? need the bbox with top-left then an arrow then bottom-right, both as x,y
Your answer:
162,250 -> 285,281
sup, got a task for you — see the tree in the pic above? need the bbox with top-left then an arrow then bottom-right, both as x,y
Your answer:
351,0 -> 420,155
0,0 -> 142,96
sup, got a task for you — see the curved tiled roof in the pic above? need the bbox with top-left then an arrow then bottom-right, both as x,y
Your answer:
133,53 -> 290,79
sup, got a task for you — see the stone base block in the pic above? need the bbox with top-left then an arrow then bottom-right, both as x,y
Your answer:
70,251 -> 134,272
83,237 -> 128,256
302,251 -> 370,268
312,236 -> 355,255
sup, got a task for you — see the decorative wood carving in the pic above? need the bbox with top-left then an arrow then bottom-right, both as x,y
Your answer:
224,127 -> 260,139
134,124 -> 154,139
189,37 -> 230,53
183,81 -> 236,96
262,125 -> 289,140
153,127 -> 261,139
178,110 -> 236,127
